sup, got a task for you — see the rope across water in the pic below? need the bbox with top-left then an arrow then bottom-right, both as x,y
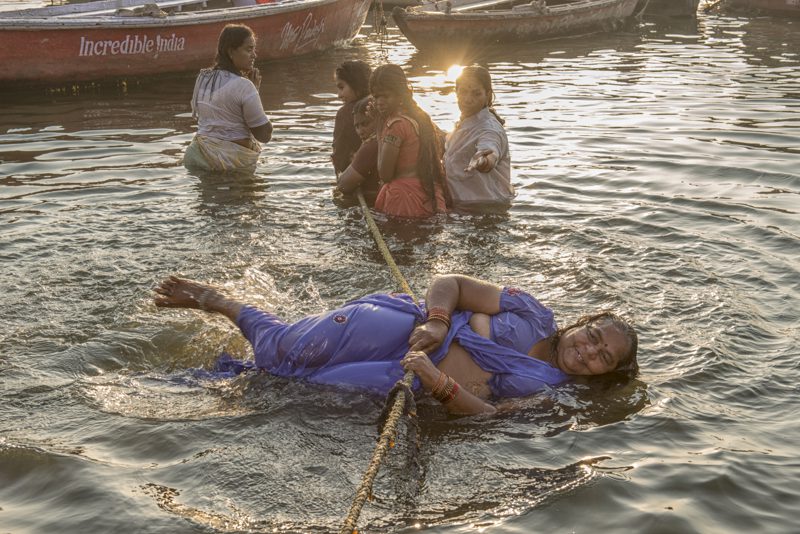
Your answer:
339,190 -> 420,534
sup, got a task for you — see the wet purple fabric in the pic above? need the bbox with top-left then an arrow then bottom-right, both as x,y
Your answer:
229,288 -> 569,398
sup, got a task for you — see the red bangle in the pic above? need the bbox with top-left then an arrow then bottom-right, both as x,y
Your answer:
442,381 -> 459,404
427,306 -> 452,329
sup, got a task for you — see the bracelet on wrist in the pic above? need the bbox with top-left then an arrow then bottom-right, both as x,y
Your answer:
432,374 -> 459,404
426,306 -> 452,329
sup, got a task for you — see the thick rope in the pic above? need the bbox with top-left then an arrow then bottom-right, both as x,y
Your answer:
339,190 -> 420,534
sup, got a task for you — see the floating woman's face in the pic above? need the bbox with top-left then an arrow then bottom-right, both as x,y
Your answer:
554,318 -> 628,376
353,111 -> 376,141
335,76 -> 358,103
456,77 -> 489,118
229,35 -> 257,73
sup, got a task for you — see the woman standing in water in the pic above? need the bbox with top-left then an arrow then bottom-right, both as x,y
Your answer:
335,96 -> 381,205
184,24 -> 273,172
370,64 -> 448,218
154,274 -> 638,416
444,66 -> 515,212
331,60 -> 372,175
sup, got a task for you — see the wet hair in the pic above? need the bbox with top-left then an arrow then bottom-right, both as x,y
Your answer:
456,65 -> 504,125
213,24 -> 255,74
335,60 -> 372,100
553,312 -> 639,377
369,64 -> 445,209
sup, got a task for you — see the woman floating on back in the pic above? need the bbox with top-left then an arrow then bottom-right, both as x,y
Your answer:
445,66 -> 515,212
370,64 -> 448,218
154,274 -> 639,416
184,24 -> 273,172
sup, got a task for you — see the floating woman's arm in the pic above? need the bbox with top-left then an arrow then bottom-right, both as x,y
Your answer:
401,351 -> 496,415
408,275 -> 504,354
425,274 -> 503,315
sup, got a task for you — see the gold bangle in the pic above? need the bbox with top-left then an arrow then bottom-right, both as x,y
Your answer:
431,371 -> 447,397
433,375 -> 455,403
442,381 -> 460,404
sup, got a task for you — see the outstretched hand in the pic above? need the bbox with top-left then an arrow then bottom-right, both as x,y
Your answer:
408,320 -> 449,354
465,149 -> 497,173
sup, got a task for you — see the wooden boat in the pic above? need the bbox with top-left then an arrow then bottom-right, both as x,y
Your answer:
722,0 -> 800,16
0,0 -> 372,86
637,0 -> 699,17
392,0 -> 643,52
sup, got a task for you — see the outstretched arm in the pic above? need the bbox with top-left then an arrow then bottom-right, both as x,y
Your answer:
154,276 -> 244,324
465,148 -> 498,173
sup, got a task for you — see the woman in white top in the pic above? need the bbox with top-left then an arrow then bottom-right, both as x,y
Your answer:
444,66 -> 514,212
184,24 -> 273,172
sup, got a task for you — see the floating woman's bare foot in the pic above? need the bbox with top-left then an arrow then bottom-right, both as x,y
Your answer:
154,275 -> 220,311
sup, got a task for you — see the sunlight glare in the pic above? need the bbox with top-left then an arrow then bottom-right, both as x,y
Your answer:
446,64 -> 464,81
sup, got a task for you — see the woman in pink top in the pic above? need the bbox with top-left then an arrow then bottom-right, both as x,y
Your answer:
370,64 -> 447,218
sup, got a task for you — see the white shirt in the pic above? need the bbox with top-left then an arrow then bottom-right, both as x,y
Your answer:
191,69 -> 270,142
444,107 -> 514,209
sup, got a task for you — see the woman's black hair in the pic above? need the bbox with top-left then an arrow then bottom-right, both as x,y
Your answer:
213,24 -> 255,74
551,312 -> 639,377
456,65 -> 504,125
335,60 -> 372,100
369,64 -> 446,210
352,95 -> 374,117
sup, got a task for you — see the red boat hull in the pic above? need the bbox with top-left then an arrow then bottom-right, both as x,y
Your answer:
0,0 -> 371,85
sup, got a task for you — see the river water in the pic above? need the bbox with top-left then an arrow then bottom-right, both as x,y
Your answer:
1,2 -> 798,533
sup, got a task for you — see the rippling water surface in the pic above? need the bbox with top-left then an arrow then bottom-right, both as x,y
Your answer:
1,3 -> 798,533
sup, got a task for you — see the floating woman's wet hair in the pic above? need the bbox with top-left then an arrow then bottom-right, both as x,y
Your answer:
214,24 -> 255,74
335,60 -> 372,100
456,65 -> 504,125
553,312 -> 639,377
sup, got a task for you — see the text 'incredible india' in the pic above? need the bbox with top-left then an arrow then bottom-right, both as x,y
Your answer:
79,34 -> 186,57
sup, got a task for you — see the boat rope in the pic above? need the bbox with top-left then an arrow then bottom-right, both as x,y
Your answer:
701,0 -> 724,13
339,190 -> 420,534
634,0 -> 651,19
373,0 -> 389,60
